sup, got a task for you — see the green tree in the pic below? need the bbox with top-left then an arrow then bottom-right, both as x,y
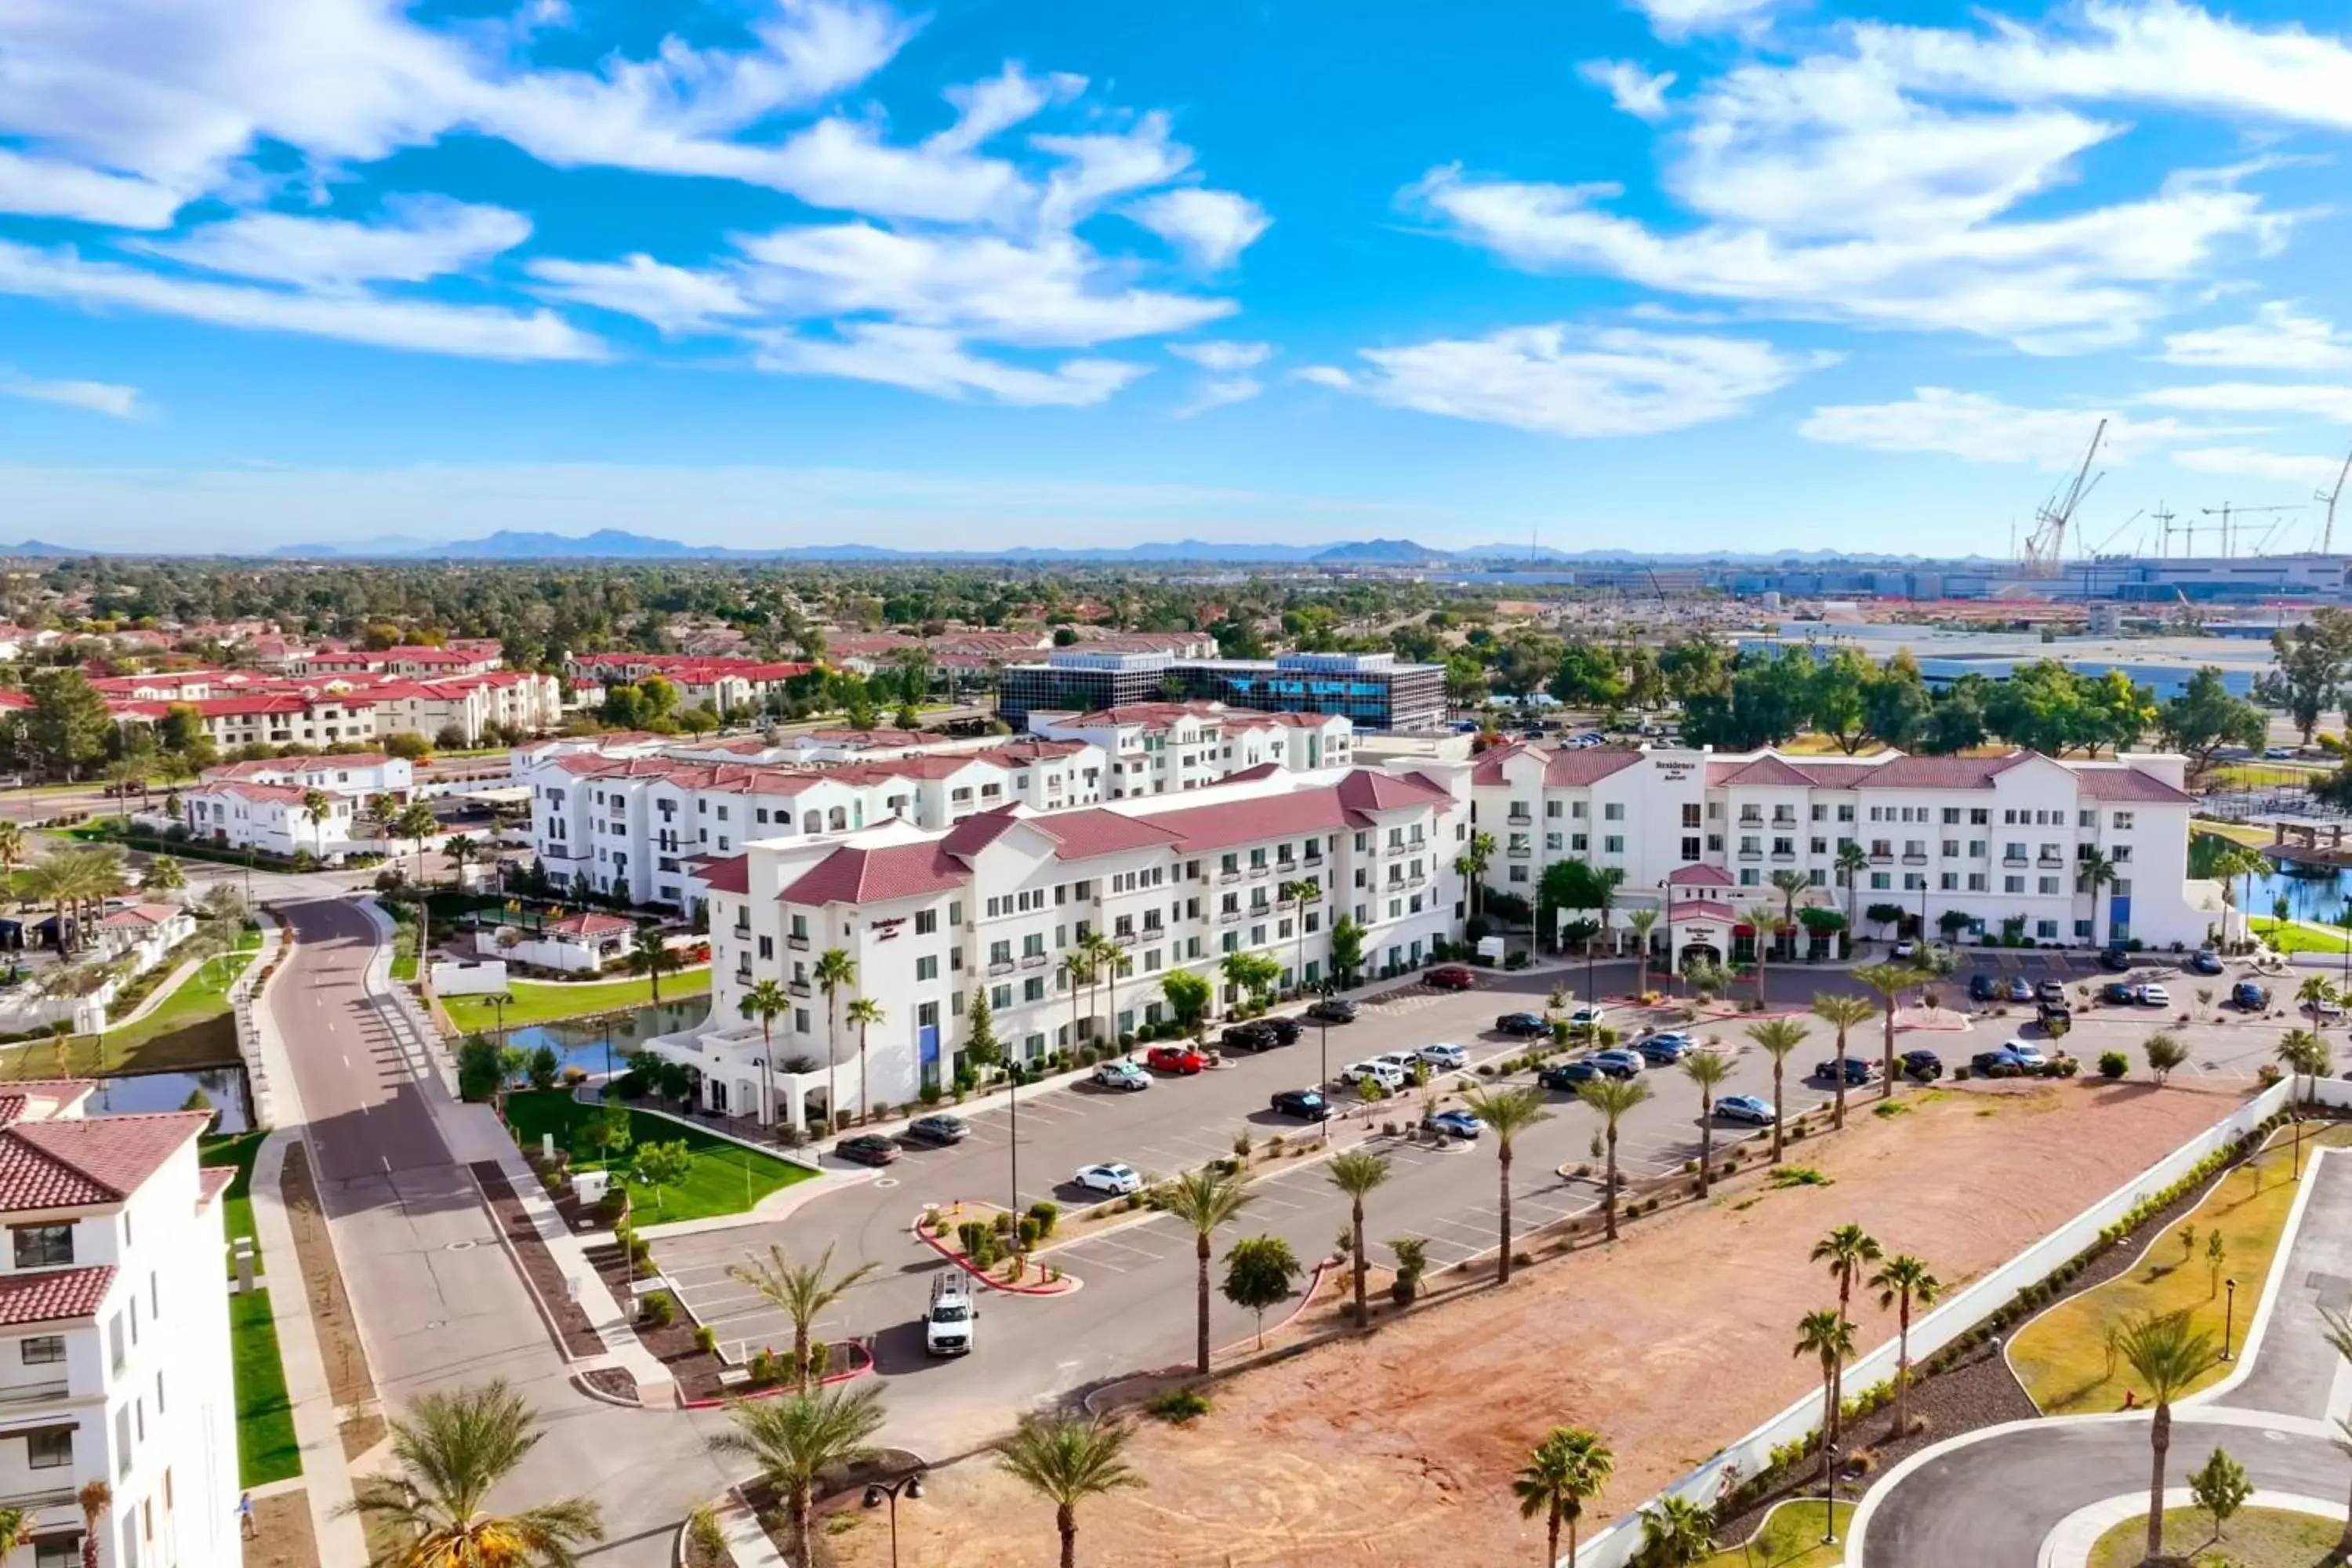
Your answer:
1682,1048 -> 1732,1198
1459,1085 -> 1552,1283
1513,1426 -> 1614,1568
844,994 -> 884,1121
629,927 -> 682,1006
1842,970 -> 1910,1113
142,854 -> 185,896
1813,1223 -> 1883,1325
995,1414 -> 1144,1568
1626,906 -> 1661,996
1160,1167 -> 1254,1375
1808,646 -> 1874,753
394,800 -> 439,885
724,1243 -> 880,1394
1744,1017 -> 1809,1164
710,1385 -> 885,1568
1452,833 -> 1496,926
442,833 -> 478,888
341,1380 -> 604,1568
1870,1253 -> 1943,1437
1834,839 -> 1870,939
1219,949 -> 1281,1012
1221,1234 -> 1302,1348
1327,913 -> 1367,988
2114,1311 -> 2222,1564
1920,676 -> 1991,753
1794,1308 -> 1857,1481
737,978 -> 791,1127
964,988 -> 1002,1072
629,1138 -> 691,1213
299,786 -> 333,860
1327,1149 -> 1391,1329
2188,1446 -> 2252,1541
2256,610 -> 2352,743
2159,667 -> 2268,780
1637,1494 -> 1717,1566
1577,1076 -> 1653,1241
1159,968 -> 1212,1045
25,670 -> 113,780
812,947 -> 856,1131
1862,649 -> 1934,750
2146,1030 -> 2190,1085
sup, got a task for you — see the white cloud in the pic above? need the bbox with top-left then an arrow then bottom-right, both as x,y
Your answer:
1798,388 -> 2210,467
1123,188 -> 1270,270
1578,60 -> 1676,122
1299,324 -> 1828,438
525,255 -> 754,337
0,149 -> 183,228
1032,112 -> 1194,230
2161,303 -> 2352,372
2140,383 -> 2352,423
1168,340 -> 1272,373
0,239 -> 604,361
754,323 -> 1145,405
1174,378 -> 1262,418
1629,0 -> 1777,39
2172,445 -> 2352,487
0,370 -> 144,419
930,64 -> 1086,157
131,195 -> 528,291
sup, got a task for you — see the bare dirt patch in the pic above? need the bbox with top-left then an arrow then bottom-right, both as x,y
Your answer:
241,1490 -> 317,1568
284,1142 -> 374,1410
837,1077 -> 2259,1568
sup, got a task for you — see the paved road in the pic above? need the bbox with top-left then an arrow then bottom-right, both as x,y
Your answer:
1852,1149 -> 2352,1566
268,899 -> 734,1564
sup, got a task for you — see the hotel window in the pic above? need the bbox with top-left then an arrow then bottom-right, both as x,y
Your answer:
12,1225 -> 71,1268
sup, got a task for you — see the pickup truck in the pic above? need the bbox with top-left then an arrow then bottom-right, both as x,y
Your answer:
925,1273 -> 978,1356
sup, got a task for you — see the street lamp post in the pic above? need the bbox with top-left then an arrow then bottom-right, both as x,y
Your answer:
1820,1442 -> 1840,1544
861,1471 -> 925,1568
2222,1276 -> 2238,1362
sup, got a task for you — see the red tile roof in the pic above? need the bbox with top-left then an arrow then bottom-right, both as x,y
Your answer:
1667,864 -> 1737,886
2074,768 -> 2197,804
1668,900 -> 1740,922
546,912 -> 633,938
1020,808 -> 1185,860
782,842 -> 970,906
100,904 -> 184,929
1857,753 -> 2032,789
1544,749 -> 1646,786
0,1111 -> 205,1211
199,1167 -> 235,1205
695,855 -> 750,896
0,1265 -> 114,1327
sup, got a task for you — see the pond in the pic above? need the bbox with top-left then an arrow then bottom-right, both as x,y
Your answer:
499,998 -> 710,1083
91,1065 -> 253,1134
2241,859 -> 2352,924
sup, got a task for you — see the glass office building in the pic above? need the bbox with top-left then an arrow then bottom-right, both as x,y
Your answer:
1000,649 -> 1447,732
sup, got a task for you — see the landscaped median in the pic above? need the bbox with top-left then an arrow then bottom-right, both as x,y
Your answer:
2247,915 -> 2352,955
201,1131 -> 299,1488
2086,1504 -> 2343,1567
441,967 -> 711,1032
500,1089 -> 811,1224
0,922 -> 263,1076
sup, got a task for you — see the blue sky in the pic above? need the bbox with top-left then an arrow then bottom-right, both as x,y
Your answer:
5,0 -> 2352,554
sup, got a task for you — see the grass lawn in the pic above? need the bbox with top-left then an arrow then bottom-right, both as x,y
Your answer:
229,1287 -> 301,1487
0,927 -> 262,1077
2089,1505 -> 2345,1567
502,1088 -> 809,1222
2194,819 -> 2278,850
2009,1125 -> 2352,1415
2249,916 -> 2352,955
202,1130 -> 267,1276
442,967 -> 710,1033
1699,1501 -> 1852,1567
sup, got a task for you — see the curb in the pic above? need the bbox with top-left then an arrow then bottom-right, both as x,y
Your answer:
569,1367 -> 643,1409
913,1222 -> 1082,1296
677,1338 -> 877,1410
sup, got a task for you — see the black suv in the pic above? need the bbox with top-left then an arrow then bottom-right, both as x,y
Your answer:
1898,1050 -> 1944,1082
1261,1016 -> 1302,1045
1221,1021 -> 1277,1051
1305,997 -> 1358,1025
1270,1088 -> 1331,1120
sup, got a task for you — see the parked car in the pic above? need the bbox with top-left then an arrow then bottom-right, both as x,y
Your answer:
2002,1039 -> 2049,1069
835,1134 -> 900,1167
904,1113 -> 970,1145
1538,1060 -> 1602,1091
2313,994 -> 2347,1018
2188,949 -> 2226,975
1636,1032 -> 1694,1064
1899,1050 -> 1944,1081
1339,1059 -> 1407,1091
2232,980 -> 2270,1011
1146,1045 -> 1207,1075
1423,1109 -> 1485,1140
1221,1022 -> 1277,1052
1814,1056 -> 1876,1085
1425,965 -> 1477,991
1967,972 -> 1998,1004
2101,981 -> 2140,1005
1262,1017 -> 1302,1045
2099,946 -> 2133,972
1269,1088 -> 1332,1120
1969,1049 -> 2027,1078
1891,938 -> 1918,959
1074,1162 -> 1144,1196
1305,996 -> 1359,1024
2035,978 -> 2069,1006
1566,1004 -> 1608,1028
2138,984 -> 2172,1008
1417,1042 -> 1468,1070
2036,1002 -> 2072,1038
1094,1060 -> 1151,1092
1589,1049 -> 1645,1079
1494,1011 -> 1550,1037
2003,976 -> 2034,1004
1715,1094 -> 1777,1126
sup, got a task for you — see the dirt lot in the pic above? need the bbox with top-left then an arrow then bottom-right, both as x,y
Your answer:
831,1076 -> 2257,1568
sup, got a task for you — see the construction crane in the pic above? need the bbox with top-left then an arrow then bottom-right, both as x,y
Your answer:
2318,445 -> 2352,554
2085,509 -> 2145,557
2199,501 -> 2303,557
2021,419 -> 2105,575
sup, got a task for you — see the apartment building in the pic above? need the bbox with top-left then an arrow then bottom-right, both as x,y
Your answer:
165,694 -> 379,752
1468,743 -> 2215,960
0,1085 -> 238,1568
363,670 -> 561,746
176,781 -> 363,861
659,764 -> 1472,1127
561,654 -> 813,716
201,753 -> 413,800
1025,703 -> 1353,797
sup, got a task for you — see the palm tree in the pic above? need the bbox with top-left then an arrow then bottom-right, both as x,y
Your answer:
1059,946 -> 1097,1054
394,800 -> 439,885
1279,877 -> 1319,992
296,786 -> 332,861
0,1508 -> 24,1559
1744,1017 -> 1809,1163
2078,846 -> 2119,947
724,1243 -> 880,1393
76,1481 -> 109,1568
0,819 -> 24,908
1793,1308 -> 1857,1480
811,947 -> 856,1133
1160,1167 -> 1253,1374
1460,1085 -> 1552,1283
1813,1224 -> 1883,1324
1087,931 -> 1133,1045
1586,864 -> 1626,1004
141,854 -> 186,898
1639,1494 -> 1717,1566
1682,1047 -> 1732,1198
1626,906 -> 1660,998
1834,840 -> 1870,946
1454,829 -> 1497,924
107,756 -> 146,826
1327,1149 -> 1391,1329
442,832 -> 479,889
710,1385 -> 884,1568
1578,1076 -> 1653,1241
1846,967 -> 1914,1109
844,995 -> 884,1120
996,1414 -> 1144,1568
1871,1254 -> 1943,1437
2298,974 -> 2337,1032
341,1380 -> 604,1568
2114,1311 -> 2221,1564
1742,903 -> 1787,1007
738,978 -> 790,1128
629,926 -> 681,1006
1514,1426 -> 1614,1568
2318,1305 -> 2352,1556
1769,866 -> 1811,938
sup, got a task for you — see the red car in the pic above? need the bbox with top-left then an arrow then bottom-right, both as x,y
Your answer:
1425,965 -> 1477,991
1146,1045 -> 1207,1075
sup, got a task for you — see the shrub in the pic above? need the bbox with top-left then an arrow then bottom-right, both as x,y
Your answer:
1146,1386 -> 1212,1424
1769,1166 -> 1831,1189
694,1324 -> 717,1355
748,1347 -> 779,1386
641,1290 -> 676,1328
1026,1200 -> 1059,1239
1017,1215 -> 1043,1250
2098,1051 -> 2128,1080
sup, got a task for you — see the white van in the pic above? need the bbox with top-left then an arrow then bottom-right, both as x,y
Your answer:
925,1273 -> 978,1356
1341,1059 -> 1407,1093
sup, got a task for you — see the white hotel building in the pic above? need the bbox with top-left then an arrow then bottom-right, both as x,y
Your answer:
0,1084 -> 237,1568
1468,743 -> 2220,961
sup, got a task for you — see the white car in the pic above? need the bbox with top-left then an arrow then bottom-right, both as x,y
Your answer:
1374,1050 -> 1424,1077
1092,1061 -> 1150,1091
1339,1060 -> 1407,1092
1074,1162 -> 1144,1196
1417,1042 -> 1468,1070
2139,984 -> 2172,1009
2002,1039 -> 2049,1069
1566,1005 -> 1608,1028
